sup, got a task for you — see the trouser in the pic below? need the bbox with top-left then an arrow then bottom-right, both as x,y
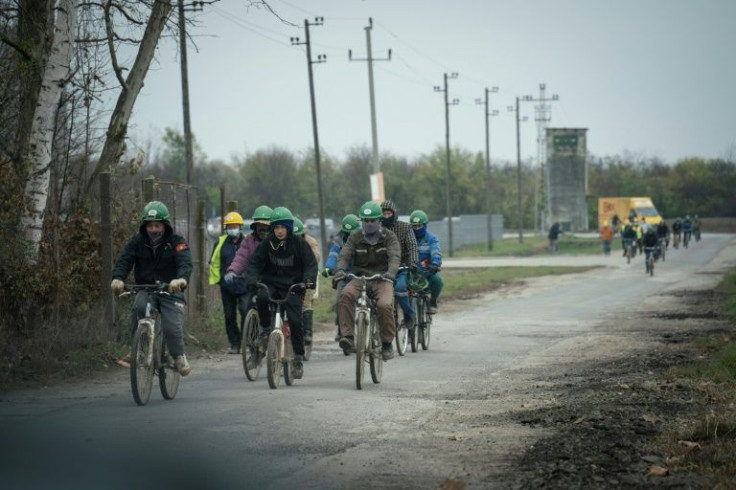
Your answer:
394,269 -> 414,320
339,279 -> 395,344
644,247 -> 658,270
256,285 -> 306,357
602,240 -> 611,255
220,287 -> 249,348
302,288 -> 315,337
549,238 -> 558,252
333,278 -> 349,326
427,273 -> 444,300
131,291 -> 186,358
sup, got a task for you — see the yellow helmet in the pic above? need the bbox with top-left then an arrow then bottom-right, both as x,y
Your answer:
223,211 -> 244,226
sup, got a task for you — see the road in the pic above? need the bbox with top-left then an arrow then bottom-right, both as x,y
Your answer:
1,234 -> 734,490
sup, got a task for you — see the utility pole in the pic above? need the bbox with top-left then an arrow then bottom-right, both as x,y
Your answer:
434,72 -> 459,257
509,96 -> 531,243
528,83 -> 559,232
291,18 -> 329,260
475,87 -> 499,250
177,0 -> 216,186
349,18 -> 391,174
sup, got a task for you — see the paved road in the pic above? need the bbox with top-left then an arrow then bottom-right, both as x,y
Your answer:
1,234 -> 733,489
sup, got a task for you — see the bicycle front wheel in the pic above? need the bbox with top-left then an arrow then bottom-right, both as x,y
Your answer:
369,315 -> 383,384
420,297 -> 432,351
130,322 -> 155,406
242,309 -> 262,381
266,331 -> 283,389
355,311 -> 368,390
158,339 -> 180,400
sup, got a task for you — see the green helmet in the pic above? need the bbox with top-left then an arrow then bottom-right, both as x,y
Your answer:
293,217 -> 305,236
269,206 -> 294,223
409,210 -> 429,226
407,271 -> 429,292
359,201 -> 382,220
341,213 -> 360,233
141,201 -> 170,222
251,205 -> 273,221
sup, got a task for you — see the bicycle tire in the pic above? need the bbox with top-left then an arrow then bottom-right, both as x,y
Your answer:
420,297 -> 431,351
369,315 -> 383,384
626,246 -> 631,264
661,245 -> 666,262
355,311 -> 368,390
648,256 -> 654,277
158,332 -> 180,400
409,318 -> 418,353
395,318 -> 408,356
284,335 -> 294,386
130,321 -> 154,406
242,309 -> 262,381
266,331 -> 283,389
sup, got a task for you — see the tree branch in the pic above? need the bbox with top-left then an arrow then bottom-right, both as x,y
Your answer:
0,35 -> 33,60
103,0 -> 128,90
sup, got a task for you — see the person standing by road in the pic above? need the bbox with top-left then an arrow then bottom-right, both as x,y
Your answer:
599,220 -> 614,257
110,201 -> 193,376
209,211 -> 249,354
548,221 -> 561,253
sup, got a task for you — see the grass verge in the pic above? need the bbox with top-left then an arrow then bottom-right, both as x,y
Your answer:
455,235 -> 621,257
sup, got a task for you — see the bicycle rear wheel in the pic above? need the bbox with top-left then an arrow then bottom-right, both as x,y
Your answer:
369,316 -> 383,384
419,297 -> 431,350
266,331 -> 283,389
242,309 -> 262,381
130,322 -> 155,406
158,335 -> 180,400
355,311 -> 368,390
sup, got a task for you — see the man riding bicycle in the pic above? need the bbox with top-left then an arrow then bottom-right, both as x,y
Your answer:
671,217 -> 682,247
111,201 -> 193,376
380,200 -> 418,330
245,207 -> 317,379
323,213 -> 360,341
682,215 -> 694,245
335,201 -> 401,361
655,219 -> 669,249
642,226 -> 659,271
621,219 -> 637,258
409,209 -> 443,314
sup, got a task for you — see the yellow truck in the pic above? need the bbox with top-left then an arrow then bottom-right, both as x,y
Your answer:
598,197 -> 662,230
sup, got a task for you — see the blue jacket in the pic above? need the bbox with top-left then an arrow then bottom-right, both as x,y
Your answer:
415,230 -> 442,275
325,232 -> 352,272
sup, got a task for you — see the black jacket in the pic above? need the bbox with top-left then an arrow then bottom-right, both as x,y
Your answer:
245,231 -> 318,291
112,222 -> 193,287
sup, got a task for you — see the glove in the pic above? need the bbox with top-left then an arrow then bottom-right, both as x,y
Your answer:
292,283 -> 306,294
333,270 -> 346,282
110,279 -> 124,294
409,265 -> 418,274
381,273 -> 394,283
321,267 -> 331,278
428,264 -> 440,276
224,271 -> 236,284
169,278 -> 187,293
305,279 -> 316,290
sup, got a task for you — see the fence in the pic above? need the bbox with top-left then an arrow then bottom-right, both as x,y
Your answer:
430,214 -> 504,253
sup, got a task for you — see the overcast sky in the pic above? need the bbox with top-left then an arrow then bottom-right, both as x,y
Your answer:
127,0 -> 736,165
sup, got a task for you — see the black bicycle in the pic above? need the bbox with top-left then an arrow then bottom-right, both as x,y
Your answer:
407,273 -> 433,351
120,284 -> 181,406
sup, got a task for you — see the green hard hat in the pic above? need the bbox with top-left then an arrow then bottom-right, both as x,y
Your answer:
293,217 -> 305,236
409,210 -> 429,225
141,201 -> 170,222
251,205 -> 273,221
341,214 -> 360,233
269,206 -> 294,223
407,271 -> 429,292
359,201 -> 382,220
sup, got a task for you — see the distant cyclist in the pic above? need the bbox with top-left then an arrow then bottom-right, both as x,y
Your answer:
671,217 -> 682,248
642,226 -> 659,271
655,219 -> 669,249
682,215 -> 693,246
621,219 -> 637,258
693,214 -> 702,241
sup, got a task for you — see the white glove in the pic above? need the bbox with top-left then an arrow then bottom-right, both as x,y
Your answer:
169,278 -> 187,293
224,271 -> 236,284
111,279 -> 124,294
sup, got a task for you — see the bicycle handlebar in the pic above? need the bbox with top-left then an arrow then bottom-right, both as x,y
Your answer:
119,283 -> 170,298
345,273 -> 392,283
254,282 -> 306,304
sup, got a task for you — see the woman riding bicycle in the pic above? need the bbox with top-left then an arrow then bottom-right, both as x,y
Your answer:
245,206 -> 317,380
110,201 -> 193,376
334,201 -> 401,361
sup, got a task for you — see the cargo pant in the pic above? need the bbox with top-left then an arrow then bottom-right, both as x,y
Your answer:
131,291 -> 186,358
338,279 -> 395,344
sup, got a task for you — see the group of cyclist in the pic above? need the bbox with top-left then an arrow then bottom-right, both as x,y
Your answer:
613,212 -> 702,272
112,198 -> 443,381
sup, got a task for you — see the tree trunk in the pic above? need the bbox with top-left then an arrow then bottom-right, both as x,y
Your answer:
89,0 -> 174,188
20,0 -> 76,262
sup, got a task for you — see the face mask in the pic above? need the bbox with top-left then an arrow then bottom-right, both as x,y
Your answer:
147,230 -> 163,243
381,215 -> 395,228
413,225 -> 427,239
362,221 -> 381,235
226,229 -> 240,238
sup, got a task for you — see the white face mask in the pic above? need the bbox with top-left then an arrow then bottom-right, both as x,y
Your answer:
226,229 -> 240,238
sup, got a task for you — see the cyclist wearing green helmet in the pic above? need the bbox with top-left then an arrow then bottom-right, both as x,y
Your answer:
323,213 -> 360,340
409,209 -> 443,314
111,201 -> 193,376
334,201 -> 401,360
245,206 -> 318,379
381,199 -> 419,330
292,217 -> 322,347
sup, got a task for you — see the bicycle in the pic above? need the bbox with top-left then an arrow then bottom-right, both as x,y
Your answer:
241,295 -> 261,381
247,282 -> 306,389
644,247 -> 657,276
623,239 -> 636,264
407,272 -> 433,352
657,239 -> 666,262
120,284 -> 181,406
346,273 -> 390,390
683,231 -> 691,248
673,232 -> 680,249
393,267 -> 409,356
694,228 -> 701,242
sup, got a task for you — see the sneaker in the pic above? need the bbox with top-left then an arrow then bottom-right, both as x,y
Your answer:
175,355 -> 191,376
339,336 -> 355,355
293,356 -> 304,379
381,342 -> 394,361
228,345 -> 240,355
428,299 -> 438,315
304,333 -> 313,346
